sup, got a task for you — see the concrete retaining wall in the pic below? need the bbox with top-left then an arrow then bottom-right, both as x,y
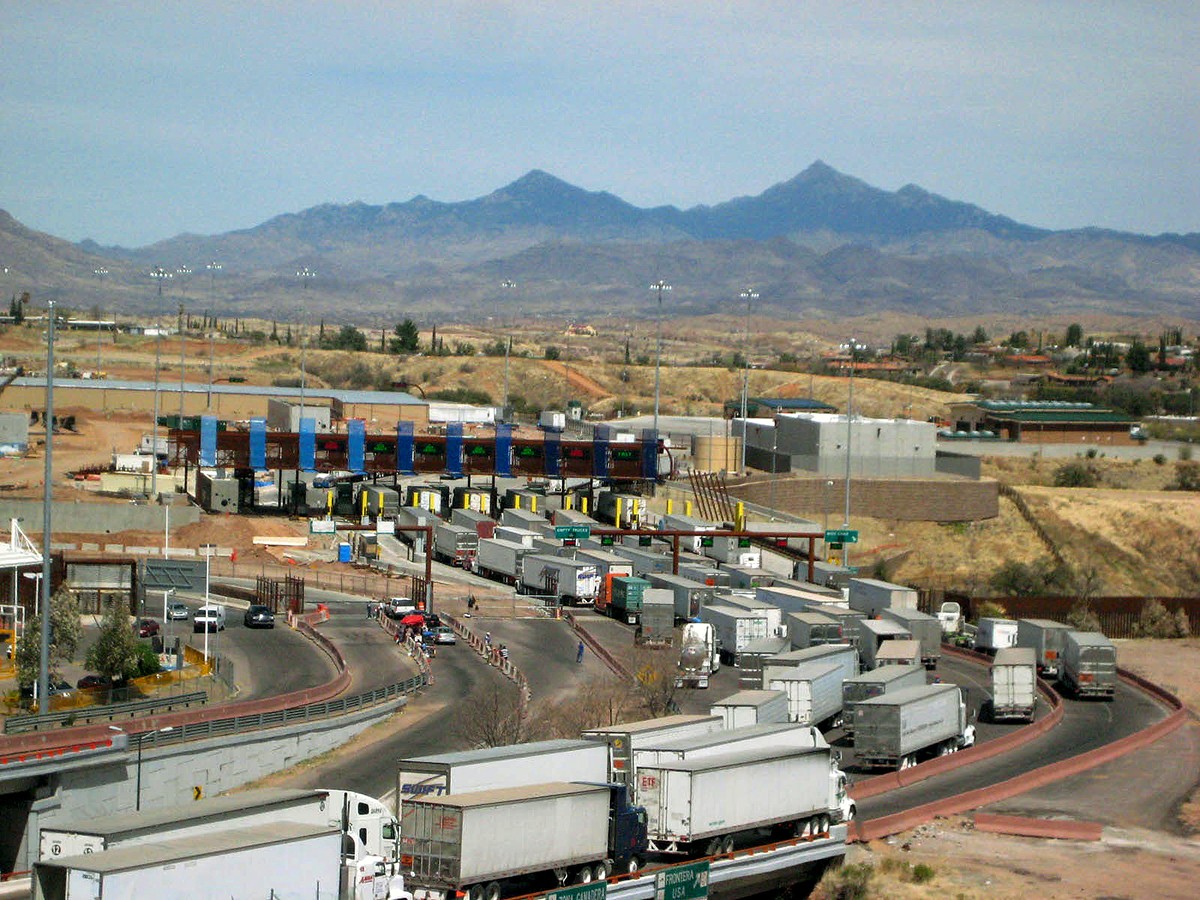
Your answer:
19,697 -> 404,871
0,500 -> 201,536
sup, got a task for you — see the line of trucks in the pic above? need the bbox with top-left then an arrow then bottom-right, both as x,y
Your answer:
396,715 -> 854,900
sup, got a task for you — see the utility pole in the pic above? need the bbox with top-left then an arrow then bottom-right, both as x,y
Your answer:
650,280 -> 672,439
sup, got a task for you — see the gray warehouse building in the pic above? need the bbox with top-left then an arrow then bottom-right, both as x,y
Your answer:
739,413 -> 937,477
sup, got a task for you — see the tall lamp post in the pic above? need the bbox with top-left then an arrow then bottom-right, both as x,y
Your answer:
296,268 -> 316,421
93,267 -> 108,374
843,340 -> 856,571
148,268 -> 172,500
176,266 -> 191,424
649,280 -> 672,440
109,725 -> 175,810
737,287 -> 759,473
37,300 -> 55,714
205,262 -> 221,409
500,280 -> 515,421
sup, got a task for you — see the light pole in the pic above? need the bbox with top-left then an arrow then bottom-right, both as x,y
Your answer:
738,287 -> 759,474
296,268 -> 316,421
93,267 -> 108,374
500,280 -> 515,421
205,262 -> 221,410
176,264 -> 192,423
201,543 -> 215,662
38,300 -> 56,712
650,280 -> 672,439
149,267 -> 172,500
110,725 -> 174,810
843,340 -> 855,571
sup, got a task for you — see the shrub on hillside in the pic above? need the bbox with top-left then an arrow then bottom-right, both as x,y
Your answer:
1133,600 -> 1191,638
1053,461 -> 1099,488
1168,461 -> 1200,491
1067,600 -> 1102,632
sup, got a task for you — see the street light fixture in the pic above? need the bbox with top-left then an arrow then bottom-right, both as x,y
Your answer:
843,340 -> 856,571
93,267 -> 109,374
149,267 -> 173,500
205,262 -> 222,409
296,268 -> 316,421
649,280 -> 672,440
500,281 -> 516,421
738,287 -> 759,474
110,725 -> 175,810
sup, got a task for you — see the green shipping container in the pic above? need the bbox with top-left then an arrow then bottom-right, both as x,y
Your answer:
610,576 -> 651,615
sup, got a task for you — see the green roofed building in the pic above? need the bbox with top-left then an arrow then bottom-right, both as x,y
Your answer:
946,400 -> 1139,445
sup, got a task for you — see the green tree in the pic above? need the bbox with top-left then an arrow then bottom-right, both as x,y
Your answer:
544,346 -> 561,361
1065,323 -> 1084,347
1053,461 -> 1099,488
389,319 -> 421,354
85,601 -> 143,683
327,325 -> 367,351
14,589 -> 83,692
971,325 -> 988,344
1126,340 -> 1151,374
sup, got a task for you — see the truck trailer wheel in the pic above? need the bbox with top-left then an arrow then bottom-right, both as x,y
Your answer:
467,885 -> 485,900
575,866 -> 593,884
484,882 -> 502,900
593,863 -> 609,883
622,857 -> 641,875
720,835 -> 735,854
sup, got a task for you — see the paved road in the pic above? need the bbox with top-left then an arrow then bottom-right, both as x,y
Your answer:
468,614 -> 611,704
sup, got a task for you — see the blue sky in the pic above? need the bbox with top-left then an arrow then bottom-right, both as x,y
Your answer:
1,2 -> 1196,246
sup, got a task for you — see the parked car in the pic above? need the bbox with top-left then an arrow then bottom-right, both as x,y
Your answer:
137,618 -> 161,638
433,626 -> 456,645
384,597 -> 417,619
20,679 -> 73,701
244,604 -> 276,629
166,602 -> 190,621
193,605 -> 227,633
76,674 -> 113,690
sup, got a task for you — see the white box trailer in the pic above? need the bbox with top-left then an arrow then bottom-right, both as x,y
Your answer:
607,543 -> 674,578
766,662 -> 847,728
433,522 -> 478,568
715,591 -> 784,637
450,508 -> 497,539
677,563 -> 730,588
841,664 -> 927,742
397,739 -> 608,805
880,607 -> 942,669
848,578 -> 919,618
648,573 -> 714,620
38,788 -> 332,861
989,647 -> 1037,722
702,536 -> 761,568
976,617 -> 1019,653
494,525 -> 540,547
724,565 -> 777,590
1060,631 -> 1117,699
520,554 -> 600,604
760,643 -> 859,686
33,823 -> 342,900
500,507 -> 551,534
756,583 -> 849,614
637,744 -> 847,854
572,548 -> 634,581
699,605 -> 771,664
857,618 -> 913,670
582,715 -> 723,786
632,722 -> 821,773
473,538 -> 531,585
400,783 -> 612,895
874,639 -> 922,668
853,683 -> 973,770
1016,618 -> 1073,676
659,513 -> 718,554
785,611 -> 845,649
709,690 -> 790,728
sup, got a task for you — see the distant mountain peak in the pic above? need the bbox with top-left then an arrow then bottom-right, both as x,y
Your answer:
497,169 -> 582,198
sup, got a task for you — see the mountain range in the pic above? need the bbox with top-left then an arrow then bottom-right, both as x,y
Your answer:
3,161 -> 1198,323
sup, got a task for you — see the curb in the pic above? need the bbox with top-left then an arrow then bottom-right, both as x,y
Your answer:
972,813 -> 1102,841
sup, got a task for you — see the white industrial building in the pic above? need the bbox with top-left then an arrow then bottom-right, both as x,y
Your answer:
737,413 -> 937,477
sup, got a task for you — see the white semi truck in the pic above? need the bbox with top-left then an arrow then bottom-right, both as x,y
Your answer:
582,715 -> 723,786
636,742 -> 854,855
853,683 -> 976,770
987,647 -> 1037,722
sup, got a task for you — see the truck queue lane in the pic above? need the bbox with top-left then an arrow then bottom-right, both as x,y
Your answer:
470,615 -> 612,703
856,674 -> 1171,820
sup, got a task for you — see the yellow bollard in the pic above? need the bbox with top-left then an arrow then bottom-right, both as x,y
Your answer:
735,501 -> 746,532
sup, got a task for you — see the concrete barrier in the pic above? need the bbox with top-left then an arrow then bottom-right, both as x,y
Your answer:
973,813 -> 1102,841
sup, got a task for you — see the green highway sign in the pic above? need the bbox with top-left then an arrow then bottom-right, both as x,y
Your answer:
554,525 -> 592,540
655,860 -> 710,900
824,529 -> 859,544
700,535 -> 714,548
541,882 -> 607,900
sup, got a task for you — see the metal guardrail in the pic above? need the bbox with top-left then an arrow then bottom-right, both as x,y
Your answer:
3,691 -> 209,735
132,674 -> 428,750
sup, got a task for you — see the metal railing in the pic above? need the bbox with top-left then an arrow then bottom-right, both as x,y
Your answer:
4,691 -> 209,735
132,674 -> 428,749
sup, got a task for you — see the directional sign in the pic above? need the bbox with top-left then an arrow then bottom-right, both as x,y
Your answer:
541,883 -> 607,900
655,860 -> 709,900
554,525 -> 592,540
824,529 -> 859,544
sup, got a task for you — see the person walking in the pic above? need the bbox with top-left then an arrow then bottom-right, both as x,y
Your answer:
576,640 -> 585,664
499,644 -> 509,661
485,631 -> 492,647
